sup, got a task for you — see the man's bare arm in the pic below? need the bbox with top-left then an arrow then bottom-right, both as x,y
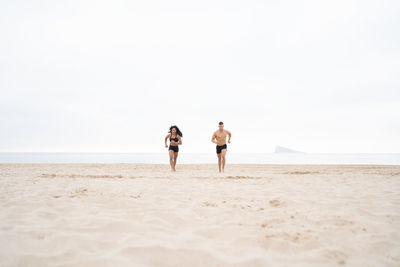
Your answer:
227,130 -> 232,143
211,132 -> 217,144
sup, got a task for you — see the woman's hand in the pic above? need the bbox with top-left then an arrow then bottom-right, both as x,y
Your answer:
165,144 -> 168,148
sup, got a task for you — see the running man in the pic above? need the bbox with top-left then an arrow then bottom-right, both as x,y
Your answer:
211,122 -> 231,172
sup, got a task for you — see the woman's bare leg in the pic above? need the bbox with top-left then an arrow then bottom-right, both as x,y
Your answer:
169,150 -> 175,171
173,152 -> 178,171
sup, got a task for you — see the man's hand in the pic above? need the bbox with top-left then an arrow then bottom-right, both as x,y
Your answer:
228,140 -> 231,144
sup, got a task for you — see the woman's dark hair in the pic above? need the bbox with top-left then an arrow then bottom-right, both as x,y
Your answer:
169,125 -> 183,137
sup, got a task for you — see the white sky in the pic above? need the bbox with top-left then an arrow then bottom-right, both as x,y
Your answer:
1,0 -> 399,153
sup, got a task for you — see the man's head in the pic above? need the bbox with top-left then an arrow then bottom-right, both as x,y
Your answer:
218,121 -> 224,130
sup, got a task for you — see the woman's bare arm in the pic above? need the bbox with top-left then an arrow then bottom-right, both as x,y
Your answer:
165,134 -> 170,147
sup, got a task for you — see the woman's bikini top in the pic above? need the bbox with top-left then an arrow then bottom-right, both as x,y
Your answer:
169,135 -> 179,142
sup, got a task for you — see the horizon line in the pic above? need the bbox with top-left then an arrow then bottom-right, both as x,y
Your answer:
1,151 -> 400,154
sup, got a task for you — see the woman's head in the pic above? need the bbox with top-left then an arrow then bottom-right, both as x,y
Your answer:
169,125 -> 182,137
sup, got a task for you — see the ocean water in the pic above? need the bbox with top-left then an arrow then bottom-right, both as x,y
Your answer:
0,153 -> 399,165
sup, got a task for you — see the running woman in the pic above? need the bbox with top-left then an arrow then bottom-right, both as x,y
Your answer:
164,125 -> 183,171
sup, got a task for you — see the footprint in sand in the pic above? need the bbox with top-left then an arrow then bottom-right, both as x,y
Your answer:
324,250 -> 348,265
70,188 -> 88,198
269,199 -> 282,207
203,202 -> 218,207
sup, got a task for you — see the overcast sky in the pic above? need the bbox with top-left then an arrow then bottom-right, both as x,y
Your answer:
1,0 -> 399,153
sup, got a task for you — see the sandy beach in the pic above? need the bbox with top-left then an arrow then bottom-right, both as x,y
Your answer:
0,164 -> 399,267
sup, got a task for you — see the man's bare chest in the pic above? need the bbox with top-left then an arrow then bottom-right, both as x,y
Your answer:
216,132 -> 227,139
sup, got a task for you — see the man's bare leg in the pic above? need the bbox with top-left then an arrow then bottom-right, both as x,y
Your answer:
169,150 -> 175,171
221,149 -> 227,172
173,152 -> 178,171
217,154 -> 222,172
